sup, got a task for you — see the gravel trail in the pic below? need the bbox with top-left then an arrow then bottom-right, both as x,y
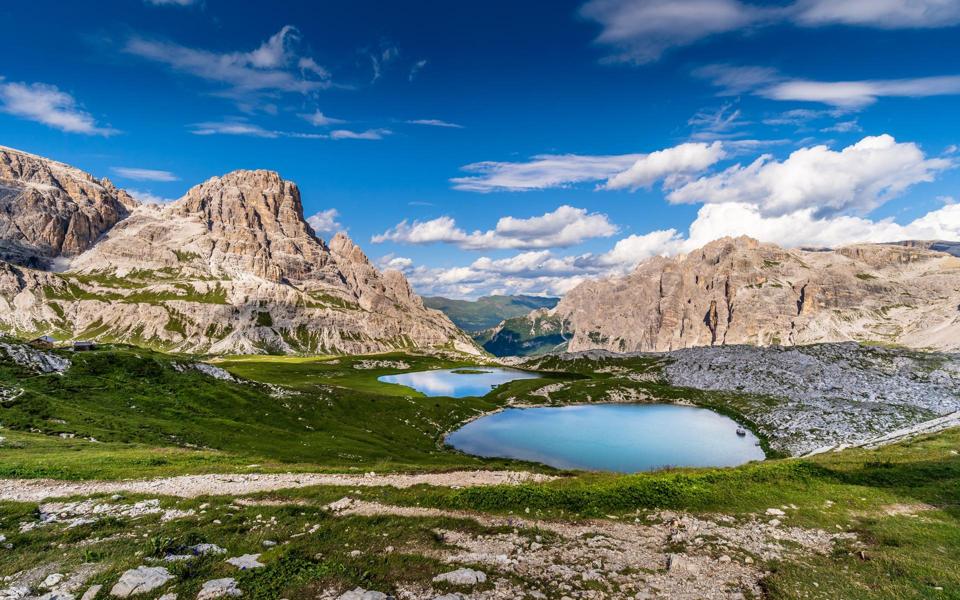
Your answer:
0,470 -> 556,502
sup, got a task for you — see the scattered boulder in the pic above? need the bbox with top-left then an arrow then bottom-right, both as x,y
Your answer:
190,544 -> 226,556
158,594 -> 177,600
431,568 -> 487,586
765,508 -> 786,517
336,589 -> 391,600
109,566 -> 173,597
225,554 -> 264,570
41,574 -> 64,588
197,579 -> 242,600
192,363 -> 235,382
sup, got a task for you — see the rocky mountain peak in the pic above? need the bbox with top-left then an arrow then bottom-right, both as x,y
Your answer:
167,169 -> 331,282
329,231 -> 370,265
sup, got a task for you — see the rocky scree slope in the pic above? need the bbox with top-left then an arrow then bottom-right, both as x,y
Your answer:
498,236 -> 960,355
0,145 -> 476,355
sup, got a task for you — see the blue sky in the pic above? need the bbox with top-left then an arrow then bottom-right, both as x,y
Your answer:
2,0 -> 959,298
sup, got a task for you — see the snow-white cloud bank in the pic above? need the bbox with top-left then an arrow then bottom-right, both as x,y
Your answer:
373,205 -> 619,250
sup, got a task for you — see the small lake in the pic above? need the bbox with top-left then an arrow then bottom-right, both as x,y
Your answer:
378,367 -> 540,398
447,403 -> 764,472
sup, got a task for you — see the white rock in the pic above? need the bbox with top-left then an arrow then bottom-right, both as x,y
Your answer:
336,589 -> 390,600
225,554 -> 264,570
42,574 -> 64,588
431,568 -> 487,586
190,544 -> 226,556
196,578 -> 242,600
80,585 -> 102,600
765,508 -> 786,516
37,592 -> 74,600
109,566 -> 173,597
158,594 -> 177,600
666,554 -> 699,575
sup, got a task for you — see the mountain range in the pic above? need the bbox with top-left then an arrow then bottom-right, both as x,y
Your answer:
4,144 -> 960,359
0,145 -> 476,355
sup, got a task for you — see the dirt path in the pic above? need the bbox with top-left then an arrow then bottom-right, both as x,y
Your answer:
318,497 -> 856,600
0,470 -> 556,503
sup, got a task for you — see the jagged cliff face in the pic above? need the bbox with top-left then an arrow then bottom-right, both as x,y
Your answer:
0,146 -> 477,355
550,236 -> 960,353
0,146 -> 137,268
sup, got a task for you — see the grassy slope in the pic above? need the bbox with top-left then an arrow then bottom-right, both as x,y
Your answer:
1,347 -> 581,477
422,295 -> 559,332
1,345 -> 959,598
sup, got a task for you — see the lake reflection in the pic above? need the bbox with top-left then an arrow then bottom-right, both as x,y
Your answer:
447,403 -> 765,472
378,368 -> 540,398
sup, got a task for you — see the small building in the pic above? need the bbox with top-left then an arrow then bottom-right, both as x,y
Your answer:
72,341 -> 97,352
29,335 -> 57,348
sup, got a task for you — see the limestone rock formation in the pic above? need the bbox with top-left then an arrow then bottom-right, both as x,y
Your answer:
0,145 -> 477,355
0,146 -> 136,267
548,236 -> 960,353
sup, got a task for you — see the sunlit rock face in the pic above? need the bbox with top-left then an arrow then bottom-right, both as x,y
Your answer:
548,236 -> 960,352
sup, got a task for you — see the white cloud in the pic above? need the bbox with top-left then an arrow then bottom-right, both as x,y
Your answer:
189,118 -> 326,139
820,119 -> 861,133
300,110 -> 346,127
373,205 -> 619,250
190,120 -> 280,138
692,64 -> 781,95
124,26 -> 331,98
697,64 -> 960,108
306,209 -> 343,235
378,254 -> 414,271
370,46 -> 400,82
793,0 -> 960,28
668,134 -> 953,217
145,0 -> 197,5
581,0 -> 960,64
329,128 -> 392,140
409,59 -> 428,82
127,188 -> 177,204
604,142 -> 726,190
761,75 -> 960,108
453,142 -> 730,193
681,201 -> 960,250
579,0 -> 772,64
0,79 -> 116,135
111,167 -> 178,182
406,119 -> 463,128
451,153 -> 643,192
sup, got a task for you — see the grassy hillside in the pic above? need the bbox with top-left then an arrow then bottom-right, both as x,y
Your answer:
1,343 -> 959,598
423,294 -> 559,332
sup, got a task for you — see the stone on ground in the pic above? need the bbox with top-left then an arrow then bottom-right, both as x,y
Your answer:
336,589 -> 391,600
225,554 -> 264,570
110,566 -> 173,597
196,578 -> 242,600
432,568 -> 487,586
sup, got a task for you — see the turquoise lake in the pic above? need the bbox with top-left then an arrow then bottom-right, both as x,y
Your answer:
446,403 -> 765,472
378,367 -> 540,398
